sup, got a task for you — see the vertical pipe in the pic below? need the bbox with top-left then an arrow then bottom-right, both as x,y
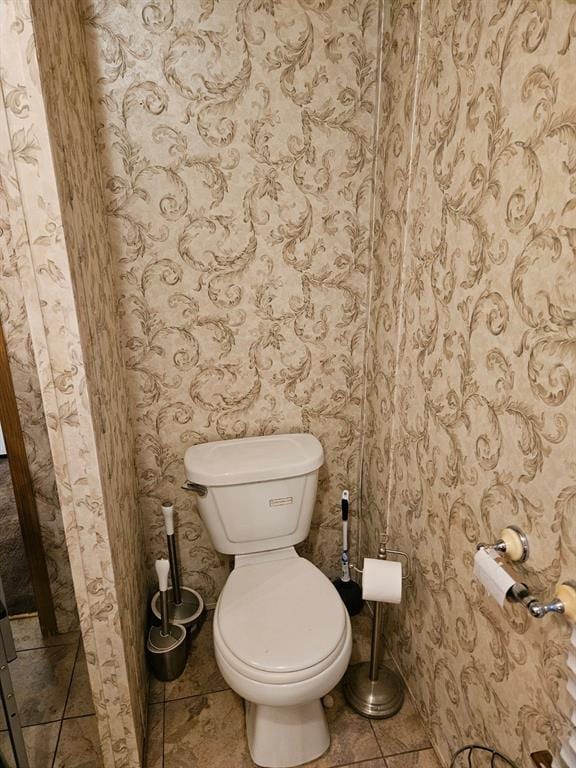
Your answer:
160,591 -> 170,637
368,541 -> 387,681
167,535 -> 182,605
369,601 -> 384,681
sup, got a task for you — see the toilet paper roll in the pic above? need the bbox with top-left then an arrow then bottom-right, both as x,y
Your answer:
474,548 -> 516,607
362,558 -> 402,603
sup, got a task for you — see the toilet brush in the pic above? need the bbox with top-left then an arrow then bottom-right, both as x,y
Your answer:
151,502 -> 205,634
146,559 -> 188,682
333,491 -> 363,616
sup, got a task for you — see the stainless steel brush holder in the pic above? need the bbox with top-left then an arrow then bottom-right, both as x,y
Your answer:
147,559 -> 189,682
343,541 -> 405,718
146,622 -> 188,682
151,585 -> 204,633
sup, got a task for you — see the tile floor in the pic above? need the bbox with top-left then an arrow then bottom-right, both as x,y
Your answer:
146,610 -> 442,768
0,615 -> 101,768
1,611 -> 442,768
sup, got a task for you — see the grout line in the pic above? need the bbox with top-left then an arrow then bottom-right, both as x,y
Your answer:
62,635 -> 82,718
50,633 -> 81,768
163,685 -> 231,707
369,718 -> 387,762
385,746 -> 438,764
326,755 -> 388,768
160,692 -> 165,768
12,640 -> 80,653
382,746 -> 435,759
163,685 -> 230,705
382,744 -> 434,759
58,712 -> 95,721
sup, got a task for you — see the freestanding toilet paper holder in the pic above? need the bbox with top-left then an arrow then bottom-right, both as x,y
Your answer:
343,538 -> 409,719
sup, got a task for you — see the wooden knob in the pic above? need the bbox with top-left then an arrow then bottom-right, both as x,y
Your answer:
555,583 -> 576,622
498,527 -> 528,562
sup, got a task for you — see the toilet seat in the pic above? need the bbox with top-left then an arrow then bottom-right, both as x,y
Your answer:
215,550 -> 348,686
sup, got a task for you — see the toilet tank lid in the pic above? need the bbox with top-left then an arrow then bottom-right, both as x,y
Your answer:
184,433 -> 324,487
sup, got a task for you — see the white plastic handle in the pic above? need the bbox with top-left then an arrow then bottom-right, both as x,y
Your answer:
155,559 -> 170,592
161,502 -> 174,536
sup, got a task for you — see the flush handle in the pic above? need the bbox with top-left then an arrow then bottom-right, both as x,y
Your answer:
181,481 -> 207,497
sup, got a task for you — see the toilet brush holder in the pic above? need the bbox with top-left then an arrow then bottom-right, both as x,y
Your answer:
147,560 -> 188,682
151,586 -> 204,633
343,542 -> 404,718
147,622 -> 188,682
151,502 -> 205,634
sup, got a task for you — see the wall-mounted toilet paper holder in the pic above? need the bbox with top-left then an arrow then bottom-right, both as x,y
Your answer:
477,525 -> 530,563
507,581 -> 576,621
476,526 -> 576,622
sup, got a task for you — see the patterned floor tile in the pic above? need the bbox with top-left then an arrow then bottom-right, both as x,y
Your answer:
305,687 -> 382,768
370,696 -> 431,756
386,748 -> 443,768
145,704 -> 164,768
164,690 -> 253,768
164,615 -> 228,702
149,674 -> 165,704
53,716 -> 103,768
164,685 -> 382,768
0,721 -> 60,768
64,644 -> 96,718
0,645 -> 76,728
9,617 -> 79,652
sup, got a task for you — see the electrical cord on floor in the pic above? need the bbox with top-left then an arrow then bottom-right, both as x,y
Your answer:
450,744 -> 520,768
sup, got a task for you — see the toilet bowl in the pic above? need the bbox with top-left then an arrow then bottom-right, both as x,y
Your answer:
214,548 -> 351,767
184,434 -> 352,767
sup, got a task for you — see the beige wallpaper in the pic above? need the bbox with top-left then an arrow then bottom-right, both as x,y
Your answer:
4,1 -> 575,766
82,0 -> 380,601
0,177 -> 77,632
1,1 -> 149,765
30,1 -> 149,758
365,0 -> 576,765
362,0 -> 420,549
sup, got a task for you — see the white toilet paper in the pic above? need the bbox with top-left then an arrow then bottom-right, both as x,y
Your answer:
362,558 -> 402,603
473,548 -> 516,606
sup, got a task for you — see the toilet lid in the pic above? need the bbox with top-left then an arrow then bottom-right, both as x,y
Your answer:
216,556 -> 347,674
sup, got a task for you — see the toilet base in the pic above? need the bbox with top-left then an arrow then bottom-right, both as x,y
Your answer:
245,699 -> 330,768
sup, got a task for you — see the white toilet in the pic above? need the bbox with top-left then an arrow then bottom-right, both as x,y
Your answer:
184,433 -> 352,768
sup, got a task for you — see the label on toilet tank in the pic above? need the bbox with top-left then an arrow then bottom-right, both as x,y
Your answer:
269,496 -> 294,507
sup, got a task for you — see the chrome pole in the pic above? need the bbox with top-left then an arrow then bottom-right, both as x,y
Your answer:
368,543 -> 387,681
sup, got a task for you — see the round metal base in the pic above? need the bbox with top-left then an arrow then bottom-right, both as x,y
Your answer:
343,662 -> 404,719
151,586 -> 204,632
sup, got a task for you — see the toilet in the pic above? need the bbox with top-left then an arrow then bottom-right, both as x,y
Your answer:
184,433 -> 352,768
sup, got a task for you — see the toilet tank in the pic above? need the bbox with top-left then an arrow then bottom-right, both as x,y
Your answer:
184,433 -> 324,555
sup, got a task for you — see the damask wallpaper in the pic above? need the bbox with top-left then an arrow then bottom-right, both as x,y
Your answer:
1,2 -> 149,765
81,0 -> 380,602
0,173 -> 78,633
364,1 -> 576,765
30,1 -> 149,760
3,1 -> 575,766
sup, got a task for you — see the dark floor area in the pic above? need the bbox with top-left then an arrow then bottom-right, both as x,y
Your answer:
0,456 -> 35,615
0,615 -> 98,768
